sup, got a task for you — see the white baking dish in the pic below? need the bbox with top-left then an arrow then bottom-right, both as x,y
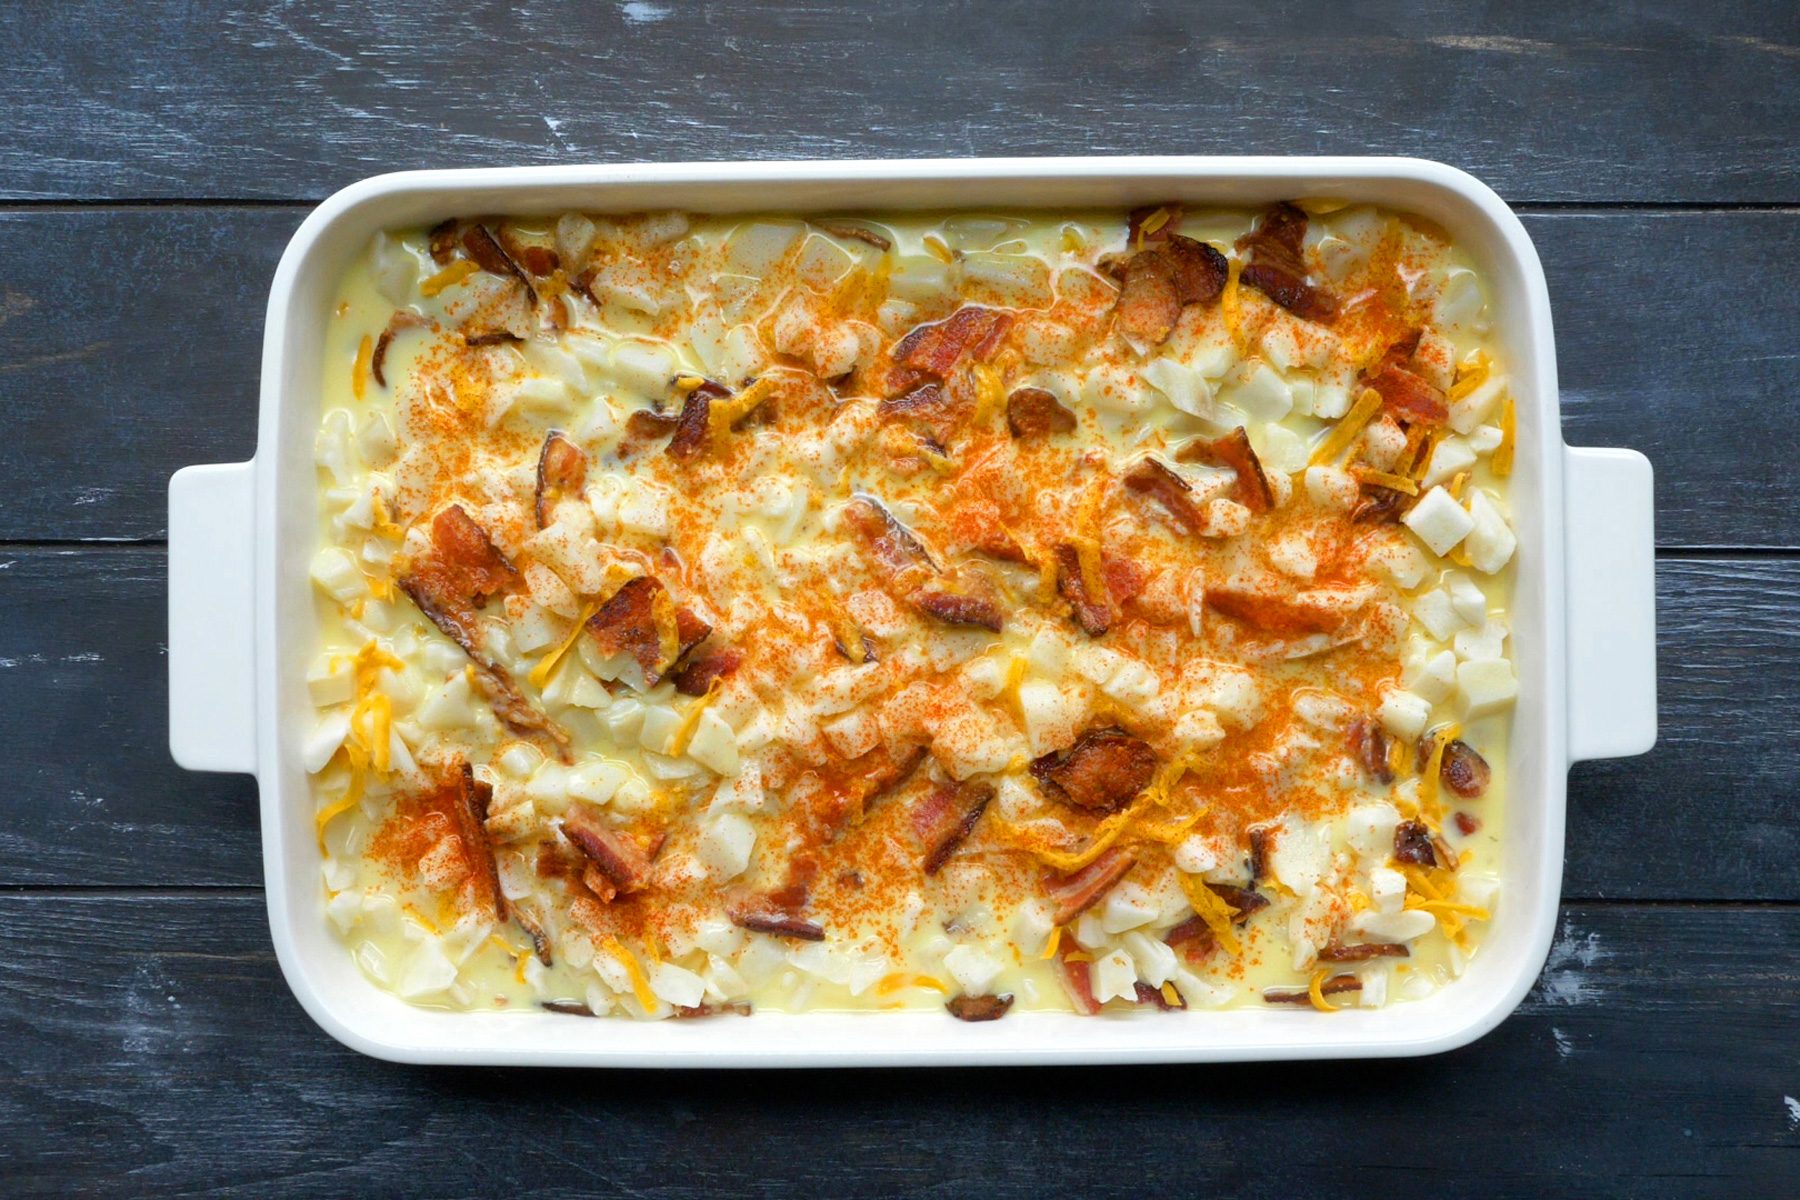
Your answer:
168,157 -> 1656,1066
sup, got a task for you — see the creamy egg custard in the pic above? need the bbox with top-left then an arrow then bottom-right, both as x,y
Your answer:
307,201 -> 1519,1020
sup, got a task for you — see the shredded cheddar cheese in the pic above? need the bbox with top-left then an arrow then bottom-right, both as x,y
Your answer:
1307,969 -> 1341,1012
528,599 -> 601,690
1040,925 -> 1064,960
1221,255 -> 1245,350
668,680 -> 722,758
1354,467 -> 1420,496
602,936 -> 659,1013
351,334 -> 373,402
1493,397 -> 1516,477
1178,872 -> 1243,957
1310,387 -> 1384,466
419,259 -> 478,297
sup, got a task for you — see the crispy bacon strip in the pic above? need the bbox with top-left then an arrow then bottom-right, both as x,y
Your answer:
844,497 -> 1004,633
585,576 -> 712,687
890,306 -> 1011,383
671,647 -> 744,697
397,507 -> 569,759
533,430 -> 588,529
1113,249 -> 1182,345
1123,457 -> 1209,537
1005,386 -> 1077,439
1175,427 -> 1274,513
879,382 -> 968,444
563,808 -> 656,896
427,219 -> 461,265
447,762 -> 502,921
541,1000 -> 595,1016
1247,827 -> 1271,884
1237,202 -> 1339,323
815,218 -> 892,251
1055,941 -> 1103,1015
371,310 -> 426,388
1318,942 -> 1410,963
1204,588 -> 1348,636
913,781 -> 994,875
1348,716 -> 1396,785
1352,485 -> 1411,525
909,585 -> 1005,632
1054,545 -> 1112,637
461,223 -> 538,306
664,379 -> 733,461
1046,846 -> 1136,925
1367,363 -> 1449,426
1134,981 -> 1187,1011
728,902 -> 826,942
1205,882 -> 1270,922
1031,727 -> 1157,814
1264,976 -> 1361,1004
1164,915 -> 1217,962
1393,819 -> 1439,867
1439,739 -> 1492,799
512,904 -> 554,966
1454,811 -> 1483,836
946,993 -> 1014,1022
675,1001 -> 753,1019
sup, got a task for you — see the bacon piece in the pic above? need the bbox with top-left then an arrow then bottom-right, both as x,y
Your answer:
512,904 -> 554,966
461,223 -> 537,305
462,330 -> 522,347
533,430 -> 588,529
671,647 -> 744,697
515,244 -> 560,277
1205,883 -> 1270,922
1164,915 -> 1217,962
1247,827 -> 1271,884
913,781 -> 994,875
1113,250 -> 1182,344
1393,819 -> 1439,867
1454,811 -> 1483,837
664,379 -> 732,462
1264,976 -> 1361,1004
1348,716 -> 1395,785
675,1001 -> 753,1019
398,508 -> 567,756
1123,457 -> 1208,537
1204,588 -> 1348,636
1318,942 -> 1410,963
428,219 -> 460,265
945,993 -> 1014,1022
879,382 -> 967,444
1237,203 -> 1340,324
728,902 -> 826,942
1352,485 -> 1411,525
444,762 -> 502,922
1054,544 -> 1112,637
1031,727 -> 1157,814
909,584 -> 1005,632
541,1000 -> 596,1016
890,306 -> 1011,384
1005,386 -> 1077,439
1127,203 -> 1180,244
1055,942 -> 1103,1015
1367,363 -> 1449,426
1134,981 -> 1186,1011
815,219 -> 892,251
1175,426 -> 1274,513
1160,235 -> 1229,306
585,576 -> 712,687
371,310 -> 426,388
1439,739 -> 1492,799
1046,847 -> 1137,925
562,809 -> 656,896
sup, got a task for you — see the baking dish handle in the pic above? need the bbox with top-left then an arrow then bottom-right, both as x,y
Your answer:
1563,445 -> 1657,762
168,461 -> 258,774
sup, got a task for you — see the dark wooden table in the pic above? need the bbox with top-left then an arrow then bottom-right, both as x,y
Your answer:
3,3 -> 1796,1195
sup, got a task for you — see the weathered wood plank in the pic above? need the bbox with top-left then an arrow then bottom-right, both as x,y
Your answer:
0,550 -> 257,887
1,208 -> 1795,545
2,0 -> 1796,203
0,896 -> 1791,1199
0,549 -> 1792,899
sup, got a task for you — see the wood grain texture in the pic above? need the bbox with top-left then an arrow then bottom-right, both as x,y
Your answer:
2,208 -> 1795,546
2,0 -> 1796,204
1,549 -> 1792,898
0,895 -> 1792,1199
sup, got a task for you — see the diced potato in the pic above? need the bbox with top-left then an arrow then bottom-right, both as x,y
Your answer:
942,944 -> 1004,995
310,547 -> 364,603
1405,648 -> 1459,703
1465,490 -> 1517,574
696,813 -> 756,880
1457,658 -> 1519,717
1304,464 -> 1358,511
1403,486 -> 1475,556
1369,866 -> 1408,915
1377,687 -> 1432,740
1449,374 -> 1507,434
1091,948 -> 1138,1004
1422,437 -> 1477,488
1349,908 -> 1436,944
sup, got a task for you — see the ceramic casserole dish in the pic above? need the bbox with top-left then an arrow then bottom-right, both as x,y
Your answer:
168,156 -> 1656,1066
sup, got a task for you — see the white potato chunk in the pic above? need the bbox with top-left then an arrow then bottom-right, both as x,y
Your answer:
1465,490 -> 1517,574
1403,487 -> 1475,556
1457,658 -> 1519,717
1377,688 -> 1432,740
1350,908 -> 1436,944
1369,866 -> 1408,915
1091,948 -> 1139,1004
942,944 -> 1004,995
696,813 -> 757,880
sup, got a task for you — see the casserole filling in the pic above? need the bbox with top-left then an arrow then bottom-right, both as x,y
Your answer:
307,201 -> 1517,1019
